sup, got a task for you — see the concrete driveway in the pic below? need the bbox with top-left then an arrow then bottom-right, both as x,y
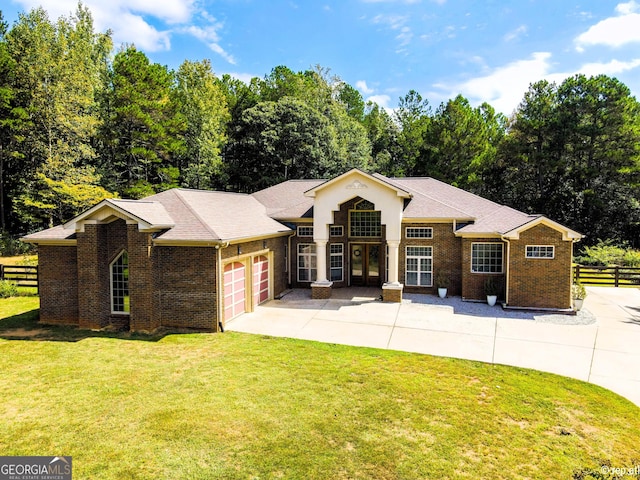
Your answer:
227,286 -> 640,407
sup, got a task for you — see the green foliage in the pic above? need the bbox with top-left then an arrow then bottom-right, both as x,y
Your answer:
174,59 -> 229,190
0,280 -> 18,298
98,46 -> 182,195
572,283 -> 587,300
492,75 -> 640,245
1,2 -> 640,256
435,271 -> 450,288
484,276 -> 501,296
0,235 -> 32,256
576,240 -> 640,267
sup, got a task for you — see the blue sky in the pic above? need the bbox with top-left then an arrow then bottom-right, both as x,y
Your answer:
3,1 -> 640,115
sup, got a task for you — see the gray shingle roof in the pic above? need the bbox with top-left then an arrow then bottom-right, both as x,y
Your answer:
147,189 -> 291,242
23,172 -> 579,244
24,188 -> 292,244
251,180 -> 321,219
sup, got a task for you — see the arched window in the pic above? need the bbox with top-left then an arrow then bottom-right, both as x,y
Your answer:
349,199 -> 381,238
110,251 -> 130,313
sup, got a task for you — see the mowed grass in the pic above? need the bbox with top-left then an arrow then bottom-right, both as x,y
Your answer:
1,299 -> 639,479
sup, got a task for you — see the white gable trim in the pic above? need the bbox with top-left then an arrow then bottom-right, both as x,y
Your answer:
304,169 -> 411,199
502,216 -> 582,241
63,199 -> 174,233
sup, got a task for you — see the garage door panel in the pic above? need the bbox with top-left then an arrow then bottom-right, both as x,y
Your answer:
253,256 -> 269,306
224,262 -> 245,321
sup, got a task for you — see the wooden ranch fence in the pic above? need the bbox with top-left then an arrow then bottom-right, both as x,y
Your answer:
0,265 -> 39,290
573,265 -> 640,287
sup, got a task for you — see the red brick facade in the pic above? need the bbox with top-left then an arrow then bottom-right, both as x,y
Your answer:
400,223 -> 462,295
37,218 -> 288,332
460,238 -> 506,302
38,245 -> 78,325
507,224 -> 572,309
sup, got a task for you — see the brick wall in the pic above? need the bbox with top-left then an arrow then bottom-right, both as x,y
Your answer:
128,225 -> 157,332
38,245 -> 79,325
77,223 -> 110,329
461,238 -> 506,301
507,224 -> 572,309
400,223 -> 462,295
153,246 -> 217,330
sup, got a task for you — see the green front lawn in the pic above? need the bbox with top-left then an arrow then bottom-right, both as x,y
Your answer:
0,299 -> 639,479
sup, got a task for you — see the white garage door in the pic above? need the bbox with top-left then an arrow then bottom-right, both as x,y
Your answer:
224,262 -> 245,321
253,255 -> 269,306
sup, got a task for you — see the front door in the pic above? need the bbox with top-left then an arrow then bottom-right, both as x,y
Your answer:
351,244 -> 381,286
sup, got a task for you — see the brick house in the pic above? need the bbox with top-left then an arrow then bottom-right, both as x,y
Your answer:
23,169 -> 581,332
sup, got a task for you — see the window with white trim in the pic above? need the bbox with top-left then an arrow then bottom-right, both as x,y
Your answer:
330,244 -> 343,282
297,226 -> 313,237
406,227 -> 433,239
526,245 -> 555,259
330,225 -> 343,237
405,246 -> 433,286
349,200 -> 381,237
471,243 -> 503,273
297,244 -> 317,282
110,251 -> 130,313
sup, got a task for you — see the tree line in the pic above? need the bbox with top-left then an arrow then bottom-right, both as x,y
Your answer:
1,5 -> 639,247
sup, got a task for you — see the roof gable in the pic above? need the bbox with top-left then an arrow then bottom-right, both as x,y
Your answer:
304,169 -> 411,199
502,216 -> 582,241
63,199 -> 175,232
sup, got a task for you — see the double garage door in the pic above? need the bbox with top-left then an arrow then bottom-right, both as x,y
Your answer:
223,255 -> 269,321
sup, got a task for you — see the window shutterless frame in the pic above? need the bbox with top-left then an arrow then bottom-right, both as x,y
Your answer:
525,245 -> 555,259
471,242 -> 504,273
110,250 -> 130,314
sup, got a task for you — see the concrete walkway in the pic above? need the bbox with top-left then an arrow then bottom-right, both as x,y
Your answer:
227,286 -> 640,407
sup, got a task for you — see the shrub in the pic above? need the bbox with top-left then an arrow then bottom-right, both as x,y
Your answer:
572,283 -> 587,300
575,239 -> 640,267
0,280 -> 19,299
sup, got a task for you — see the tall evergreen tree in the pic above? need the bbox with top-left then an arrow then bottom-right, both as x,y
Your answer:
98,46 -> 182,198
174,59 -> 229,189
494,75 -> 640,244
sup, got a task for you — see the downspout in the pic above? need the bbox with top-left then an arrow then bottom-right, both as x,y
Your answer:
215,241 -> 230,332
287,230 -> 297,287
503,237 -> 510,306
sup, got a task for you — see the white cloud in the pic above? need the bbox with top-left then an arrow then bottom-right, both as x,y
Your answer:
181,25 -> 236,64
504,25 -> 527,42
575,1 -> 640,51
11,0 -> 235,62
356,80 -> 375,94
366,94 -> 392,109
433,52 -> 553,115
115,12 -> 171,51
433,51 -> 640,115
371,13 -> 409,30
578,58 -> 640,76
223,72 -> 258,84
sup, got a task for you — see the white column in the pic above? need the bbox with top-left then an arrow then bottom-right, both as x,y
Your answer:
314,239 -> 329,284
386,240 -> 401,285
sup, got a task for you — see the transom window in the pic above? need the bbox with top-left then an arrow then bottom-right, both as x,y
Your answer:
297,226 -> 313,237
526,245 -> 555,259
330,244 -> 344,282
330,225 -> 343,237
406,246 -> 433,287
297,244 -> 317,282
406,227 -> 433,239
471,243 -> 503,273
110,251 -> 130,314
350,200 -> 381,238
